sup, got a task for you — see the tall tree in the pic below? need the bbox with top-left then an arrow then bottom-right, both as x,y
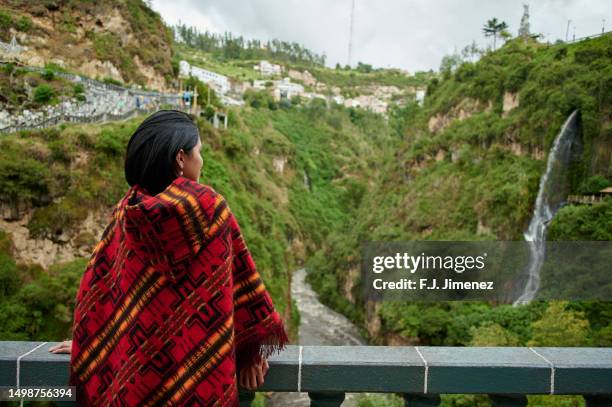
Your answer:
483,18 -> 509,50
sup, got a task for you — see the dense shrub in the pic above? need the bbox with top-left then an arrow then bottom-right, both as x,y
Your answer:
33,84 -> 55,104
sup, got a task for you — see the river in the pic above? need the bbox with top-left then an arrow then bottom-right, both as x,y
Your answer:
266,268 -> 367,406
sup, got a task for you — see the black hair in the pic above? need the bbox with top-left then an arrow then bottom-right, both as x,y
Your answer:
125,109 -> 200,196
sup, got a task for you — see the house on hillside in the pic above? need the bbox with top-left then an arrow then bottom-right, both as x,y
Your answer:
179,60 -> 230,95
253,78 -> 304,101
275,78 -> 304,101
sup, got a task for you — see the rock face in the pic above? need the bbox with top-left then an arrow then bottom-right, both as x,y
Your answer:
364,300 -> 382,339
2,2 -> 174,91
272,156 -> 288,174
502,92 -> 520,116
0,209 -> 109,269
288,69 -> 316,86
428,98 -> 493,133
79,59 -> 125,84
0,199 -> 31,221
342,266 -> 361,304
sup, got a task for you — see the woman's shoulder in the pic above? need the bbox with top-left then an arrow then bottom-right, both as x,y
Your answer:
176,177 -> 228,206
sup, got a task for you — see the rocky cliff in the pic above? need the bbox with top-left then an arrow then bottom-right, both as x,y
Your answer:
0,0 -> 175,90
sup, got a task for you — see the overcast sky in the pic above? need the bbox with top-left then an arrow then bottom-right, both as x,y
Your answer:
150,0 -> 611,73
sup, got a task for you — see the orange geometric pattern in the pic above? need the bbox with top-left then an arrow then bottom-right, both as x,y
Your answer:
69,176 -> 289,406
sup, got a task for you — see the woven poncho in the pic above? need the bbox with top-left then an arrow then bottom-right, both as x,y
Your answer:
69,175 -> 289,406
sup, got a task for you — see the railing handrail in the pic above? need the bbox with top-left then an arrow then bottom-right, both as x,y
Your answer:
0,62 -> 180,97
1,342 -> 611,398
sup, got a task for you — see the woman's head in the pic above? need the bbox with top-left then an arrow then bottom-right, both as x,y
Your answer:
125,109 -> 203,195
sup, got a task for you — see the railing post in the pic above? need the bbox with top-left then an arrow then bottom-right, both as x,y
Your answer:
488,394 -> 527,406
585,395 -> 612,407
308,391 -> 345,406
238,389 -> 255,407
403,393 -> 441,406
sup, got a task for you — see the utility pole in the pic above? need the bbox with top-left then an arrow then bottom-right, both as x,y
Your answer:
347,0 -> 355,67
603,19 -> 606,34
573,25 -> 576,41
192,87 -> 198,116
565,19 -> 571,41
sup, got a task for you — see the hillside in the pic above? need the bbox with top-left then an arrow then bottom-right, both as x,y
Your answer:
174,41 -> 431,105
0,99 -> 389,345
0,0 -> 176,90
305,34 -> 612,350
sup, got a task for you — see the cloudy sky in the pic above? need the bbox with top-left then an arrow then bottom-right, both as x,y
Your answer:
150,0 -> 611,73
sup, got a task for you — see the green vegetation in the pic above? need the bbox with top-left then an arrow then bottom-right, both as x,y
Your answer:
0,96 -> 389,347
310,66 -> 431,89
0,7 -> 32,41
1,1 -> 175,87
33,84 -> 55,104
482,17 -> 510,50
176,43 -> 264,82
0,64 -> 86,111
173,23 -> 326,66
548,197 -> 612,240
182,75 -> 222,111
0,230 -> 85,340
175,39 -> 431,96
304,33 -> 612,406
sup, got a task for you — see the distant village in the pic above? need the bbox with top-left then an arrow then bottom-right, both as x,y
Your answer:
0,30 -> 426,132
178,59 -> 426,115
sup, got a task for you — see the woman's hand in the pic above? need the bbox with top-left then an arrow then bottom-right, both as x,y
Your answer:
49,340 -> 72,354
238,357 -> 269,391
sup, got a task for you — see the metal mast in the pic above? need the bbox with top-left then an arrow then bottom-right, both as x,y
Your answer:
347,0 -> 355,67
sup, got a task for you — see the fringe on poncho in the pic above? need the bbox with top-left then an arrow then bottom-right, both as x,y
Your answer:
69,176 -> 289,406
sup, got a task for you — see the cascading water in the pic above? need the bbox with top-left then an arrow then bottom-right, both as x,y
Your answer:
513,110 -> 580,306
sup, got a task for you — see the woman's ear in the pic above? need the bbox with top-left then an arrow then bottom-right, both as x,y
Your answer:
175,149 -> 185,173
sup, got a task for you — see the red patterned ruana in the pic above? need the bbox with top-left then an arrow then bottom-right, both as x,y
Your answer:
69,176 -> 289,406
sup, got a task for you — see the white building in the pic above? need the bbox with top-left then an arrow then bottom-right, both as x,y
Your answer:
253,78 -> 304,101
344,95 -> 388,114
331,95 -> 345,105
275,78 -> 304,100
179,60 -> 231,95
254,60 -> 282,76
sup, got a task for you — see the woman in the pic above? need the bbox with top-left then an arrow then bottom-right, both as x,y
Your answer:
49,109 -> 289,406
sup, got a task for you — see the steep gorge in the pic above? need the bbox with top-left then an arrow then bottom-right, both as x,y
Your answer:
306,34 -> 612,347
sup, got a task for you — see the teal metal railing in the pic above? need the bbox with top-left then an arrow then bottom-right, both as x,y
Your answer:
1,343 -> 611,406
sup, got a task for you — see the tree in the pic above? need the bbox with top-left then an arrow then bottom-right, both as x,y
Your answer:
483,18 -> 509,50
527,301 -> 590,347
356,61 -> 373,73
439,52 -> 462,78
469,322 -> 520,346
461,41 -> 484,63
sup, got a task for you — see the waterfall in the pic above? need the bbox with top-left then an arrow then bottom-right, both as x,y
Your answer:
513,110 -> 580,306
303,170 -> 311,191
